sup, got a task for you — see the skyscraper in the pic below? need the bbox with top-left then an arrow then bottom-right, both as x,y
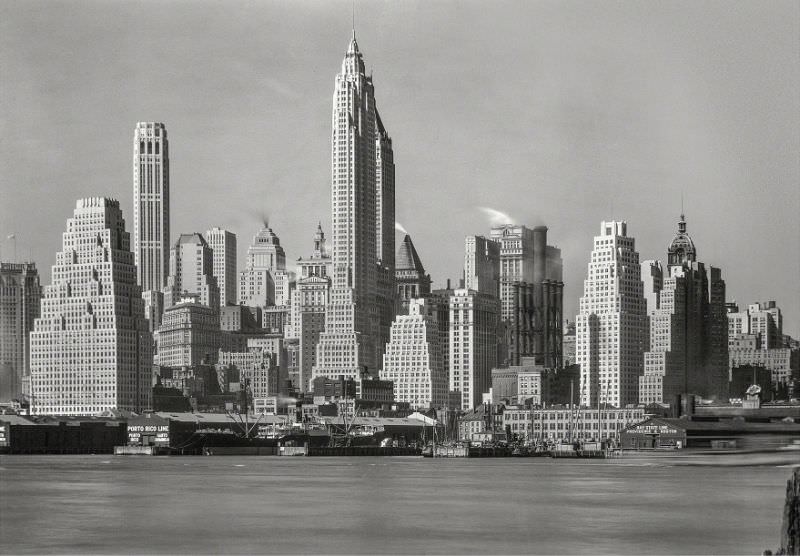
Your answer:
639,215 -> 729,404
30,198 -> 152,415
490,224 -> 564,367
314,32 -> 394,384
133,122 -> 169,292
463,235 -> 500,298
0,262 -> 41,402
577,221 -> 647,408
163,233 -> 219,311
204,227 -> 237,306
296,224 -> 332,280
395,234 -> 431,315
239,226 -> 285,308
381,299 -> 447,409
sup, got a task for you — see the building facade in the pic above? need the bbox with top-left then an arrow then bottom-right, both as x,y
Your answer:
133,122 -> 169,293
464,235 -> 500,298
239,226 -> 285,308
30,198 -> 152,415
395,234 -> 431,315
0,262 -> 41,401
163,233 -> 219,312
449,288 -> 500,410
204,227 -> 237,307
503,405 -> 647,442
314,33 -> 394,383
577,221 -> 647,408
381,299 -> 447,409
156,297 -> 220,367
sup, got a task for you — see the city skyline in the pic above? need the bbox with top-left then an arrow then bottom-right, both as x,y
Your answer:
1,1 -> 798,335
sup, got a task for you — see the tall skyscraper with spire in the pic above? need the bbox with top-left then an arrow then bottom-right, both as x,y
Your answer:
314,31 -> 395,385
133,122 -> 169,292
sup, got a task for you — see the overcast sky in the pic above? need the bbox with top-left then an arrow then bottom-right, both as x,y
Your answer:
1,0 -> 798,335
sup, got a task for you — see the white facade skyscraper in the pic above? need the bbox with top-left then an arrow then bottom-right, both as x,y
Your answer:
381,299 -> 447,409
314,32 -> 395,384
239,226 -> 285,308
576,221 -> 647,408
30,198 -> 152,415
204,227 -> 237,306
133,122 -> 169,292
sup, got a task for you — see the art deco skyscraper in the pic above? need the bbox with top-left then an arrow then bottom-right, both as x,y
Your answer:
133,122 -> 169,292
314,32 -> 394,383
576,221 -> 647,408
30,198 -> 152,415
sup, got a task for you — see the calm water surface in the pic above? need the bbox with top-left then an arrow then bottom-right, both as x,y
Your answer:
0,455 -> 793,554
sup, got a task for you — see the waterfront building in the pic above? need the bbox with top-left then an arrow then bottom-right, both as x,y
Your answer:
381,299 -> 446,409
395,234 -> 431,315
449,288 -> 500,410
30,198 -> 152,415
238,226 -> 285,308
204,227 -> 237,306
314,33 -> 395,384
0,262 -> 41,401
133,122 -> 169,293
217,348 -> 278,399
639,215 -> 729,404
577,221 -> 647,408
502,405 -> 647,442
156,295 -> 220,367
163,233 -> 219,312
729,347 -> 792,388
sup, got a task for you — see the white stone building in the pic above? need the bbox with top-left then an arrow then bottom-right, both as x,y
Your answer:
30,198 -> 152,415
204,227 -> 237,306
381,299 -> 447,409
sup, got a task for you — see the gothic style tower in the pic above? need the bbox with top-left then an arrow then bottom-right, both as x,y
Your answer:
314,32 -> 394,384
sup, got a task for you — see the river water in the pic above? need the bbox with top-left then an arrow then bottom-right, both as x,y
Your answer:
0,455 -> 793,554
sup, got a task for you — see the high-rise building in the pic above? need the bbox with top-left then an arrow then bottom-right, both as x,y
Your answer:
296,224 -> 332,280
381,299 -> 447,409
156,295 -> 220,367
728,300 -> 789,389
375,111 -> 396,372
204,227 -> 237,306
293,275 -> 330,393
133,122 -> 169,292
395,234 -> 431,315
463,235 -> 500,298
639,215 -> 729,404
30,198 -> 152,415
490,225 -> 564,367
239,226 -> 285,308
577,221 -> 647,408
0,262 -> 41,401
449,288 -> 500,410
314,33 -> 394,384
163,233 -> 219,311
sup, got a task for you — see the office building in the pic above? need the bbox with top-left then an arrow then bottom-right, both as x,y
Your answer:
381,299 -> 447,409
133,122 -> 169,293
30,198 -> 152,415
395,234 -> 431,315
576,221 -> 647,408
239,226 -> 285,308
296,224 -> 332,280
204,227 -> 237,306
156,295 -> 220,367
449,288 -> 500,410
163,233 -> 219,311
314,33 -> 395,384
0,262 -> 41,401
463,235 -> 500,298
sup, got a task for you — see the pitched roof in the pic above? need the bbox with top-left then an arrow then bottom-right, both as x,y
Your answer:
396,234 -> 425,272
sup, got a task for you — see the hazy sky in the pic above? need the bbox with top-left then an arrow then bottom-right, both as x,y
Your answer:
1,0 -> 798,335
